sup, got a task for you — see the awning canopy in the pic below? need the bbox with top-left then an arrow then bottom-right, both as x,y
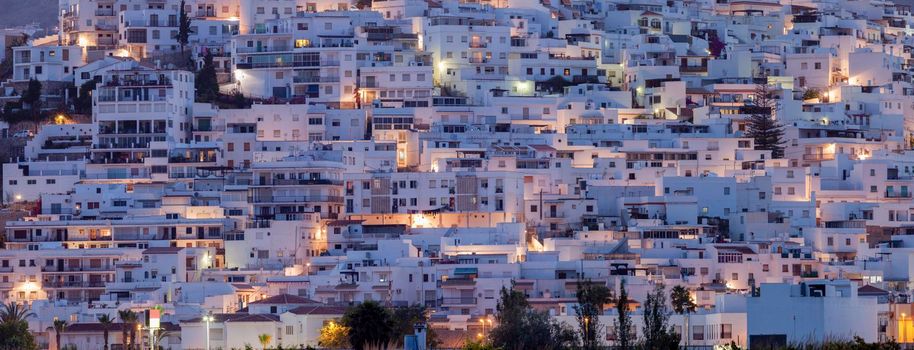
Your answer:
454,267 -> 478,276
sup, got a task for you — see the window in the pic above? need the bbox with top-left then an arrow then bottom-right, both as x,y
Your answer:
692,326 -> 704,341
721,324 -> 732,339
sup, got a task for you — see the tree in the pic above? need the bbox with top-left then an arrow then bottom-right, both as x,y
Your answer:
53,319 -> 68,350
20,79 -> 42,111
0,302 -> 35,324
342,300 -> 393,350
16,78 -> 45,133
355,0 -> 371,9
745,82 -> 785,159
0,34 -> 27,80
540,76 -> 572,94
257,333 -> 272,350
613,279 -> 633,350
574,279 -> 612,350
0,317 -> 37,350
97,314 -> 113,350
151,329 -> 170,350
118,310 -> 138,350
641,284 -> 679,350
489,283 -> 576,350
195,51 -> 219,103
670,285 -> 696,347
175,0 -> 193,54
318,320 -> 350,349
462,339 -> 497,350
802,88 -> 821,101
74,80 -> 97,115
489,284 -> 530,350
390,305 -> 438,348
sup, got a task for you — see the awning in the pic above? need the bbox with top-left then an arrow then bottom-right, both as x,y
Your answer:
454,267 -> 478,276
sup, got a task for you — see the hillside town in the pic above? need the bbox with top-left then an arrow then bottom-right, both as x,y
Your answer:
3,0 -> 914,349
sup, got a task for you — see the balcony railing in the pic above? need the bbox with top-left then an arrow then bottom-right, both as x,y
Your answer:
43,281 -> 108,288
439,297 -> 477,305
802,153 -> 835,161
255,179 -> 342,186
248,195 -> 343,203
885,191 -> 912,198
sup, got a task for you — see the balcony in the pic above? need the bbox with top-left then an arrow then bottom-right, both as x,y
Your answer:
256,179 -> 342,186
885,191 -> 912,198
680,65 -> 708,73
102,78 -> 172,87
293,76 -> 340,83
236,45 -> 293,54
248,195 -> 344,203
169,155 -> 217,163
43,281 -> 108,288
439,297 -> 477,306
438,278 -> 476,288
800,271 -> 819,278
802,153 -> 835,161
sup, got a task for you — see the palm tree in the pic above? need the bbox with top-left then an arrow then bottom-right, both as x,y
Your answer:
97,314 -> 114,350
258,333 -> 272,350
152,329 -> 170,350
53,319 -> 68,350
0,301 -> 35,324
118,310 -> 138,350
670,285 -> 697,347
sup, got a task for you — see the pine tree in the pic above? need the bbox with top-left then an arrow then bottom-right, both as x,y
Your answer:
745,82 -> 786,159
574,279 -> 612,350
175,0 -> 193,54
75,79 -> 97,115
642,284 -> 679,350
613,279 -> 633,350
0,34 -> 27,80
195,51 -> 219,102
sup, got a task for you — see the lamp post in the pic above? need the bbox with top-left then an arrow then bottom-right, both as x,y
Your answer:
202,312 -> 215,350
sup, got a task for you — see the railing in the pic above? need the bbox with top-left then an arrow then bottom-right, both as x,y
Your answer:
802,154 -> 835,161
439,297 -> 477,305
169,156 -> 217,163
293,76 -> 340,83
885,191 -> 912,198
248,195 -> 344,203
256,179 -> 342,186
42,265 -> 113,272
102,78 -> 172,87
680,66 -> 708,73
438,279 -> 476,287
236,46 -> 292,54
43,281 -> 108,288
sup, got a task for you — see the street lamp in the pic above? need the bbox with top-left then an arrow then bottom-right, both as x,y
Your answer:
202,312 -> 215,350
